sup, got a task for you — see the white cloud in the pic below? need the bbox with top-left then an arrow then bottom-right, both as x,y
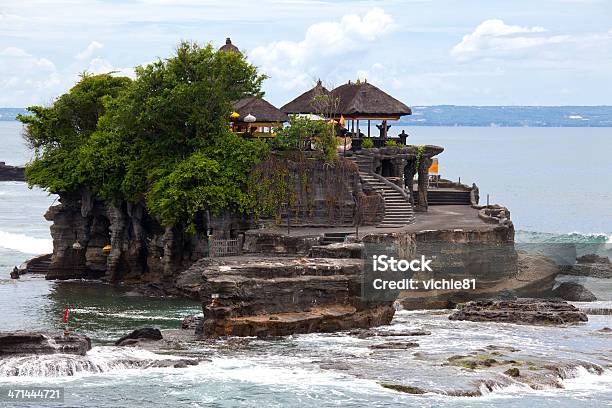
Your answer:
0,46 -> 32,57
451,19 -> 568,59
0,47 -> 61,106
75,41 -> 104,60
250,8 -> 395,91
87,57 -> 136,78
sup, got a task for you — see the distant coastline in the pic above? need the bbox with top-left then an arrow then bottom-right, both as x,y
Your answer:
2,106 -> 612,127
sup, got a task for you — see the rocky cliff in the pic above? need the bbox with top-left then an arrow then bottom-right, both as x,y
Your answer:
44,190 -> 250,282
42,157 -> 376,283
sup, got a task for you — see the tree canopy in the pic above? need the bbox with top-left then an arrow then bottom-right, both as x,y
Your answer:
19,41 -> 269,231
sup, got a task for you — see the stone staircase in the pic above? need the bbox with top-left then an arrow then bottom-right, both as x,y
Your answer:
320,232 -> 351,245
348,155 -> 415,228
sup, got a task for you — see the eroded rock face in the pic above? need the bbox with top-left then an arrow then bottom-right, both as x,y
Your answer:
449,299 -> 588,325
43,191 -> 242,282
309,243 -> 363,259
0,332 -> 91,356
560,254 -> 612,279
188,256 -> 395,337
552,282 -> 597,302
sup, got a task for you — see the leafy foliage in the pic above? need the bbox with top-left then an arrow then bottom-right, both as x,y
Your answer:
273,115 -> 337,161
361,138 -> 374,148
385,139 -> 398,147
20,41 -> 270,230
18,73 -> 131,193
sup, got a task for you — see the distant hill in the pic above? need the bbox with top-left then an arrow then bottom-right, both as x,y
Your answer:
2,106 -> 612,126
0,108 -> 28,121
399,106 -> 612,127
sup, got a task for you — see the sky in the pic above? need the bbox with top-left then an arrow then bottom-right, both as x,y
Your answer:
1,0 -> 611,108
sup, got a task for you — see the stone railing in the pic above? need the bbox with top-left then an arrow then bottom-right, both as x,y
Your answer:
475,204 -> 513,227
370,172 -> 412,202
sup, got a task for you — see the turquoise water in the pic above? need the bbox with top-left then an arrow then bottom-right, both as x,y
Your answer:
1,121 -> 611,407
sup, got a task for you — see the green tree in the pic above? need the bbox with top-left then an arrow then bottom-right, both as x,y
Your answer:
274,115 -> 337,161
18,73 -> 131,193
19,41 -> 270,231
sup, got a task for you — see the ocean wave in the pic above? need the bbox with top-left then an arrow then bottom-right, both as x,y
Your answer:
0,231 -> 52,254
516,230 -> 611,244
69,308 -> 183,321
0,347 -> 188,378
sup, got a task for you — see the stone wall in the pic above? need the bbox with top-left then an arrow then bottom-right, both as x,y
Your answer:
253,156 -> 378,227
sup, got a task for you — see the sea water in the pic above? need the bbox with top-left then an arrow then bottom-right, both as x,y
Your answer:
0,120 -> 611,407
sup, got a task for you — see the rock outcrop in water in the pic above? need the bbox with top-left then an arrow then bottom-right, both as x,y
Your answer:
189,256 -> 396,337
0,162 -> 25,182
0,332 -> 91,356
449,299 -> 588,325
115,328 -> 163,346
560,254 -> 612,279
552,282 -> 597,302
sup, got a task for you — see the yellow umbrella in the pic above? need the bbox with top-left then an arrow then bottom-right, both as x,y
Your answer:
229,111 -> 240,120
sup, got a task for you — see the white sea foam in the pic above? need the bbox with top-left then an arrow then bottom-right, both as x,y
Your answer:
0,347 -> 187,379
0,230 -> 52,254
69,308 -> 181,321
562,367 -> 612,391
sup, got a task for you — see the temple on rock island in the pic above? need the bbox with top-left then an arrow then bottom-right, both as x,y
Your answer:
25,37 -> 517,337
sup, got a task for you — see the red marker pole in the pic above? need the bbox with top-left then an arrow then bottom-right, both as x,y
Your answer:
63,304 -> 70,335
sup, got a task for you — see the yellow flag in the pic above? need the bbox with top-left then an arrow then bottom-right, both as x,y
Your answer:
339,115 -> 345,127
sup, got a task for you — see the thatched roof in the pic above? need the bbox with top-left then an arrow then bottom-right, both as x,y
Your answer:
232,97 -> 288,123
332,80 -> 411,118
219,38 -> 241,54
281,80 -> 330,114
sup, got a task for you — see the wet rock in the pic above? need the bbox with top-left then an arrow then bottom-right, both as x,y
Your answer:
181,315 -> 203,330
376,329 -> 431,337
444,389 -> 482,397
0,332 -> 91,356
380,383 -> 426,394
349,328 -> 431,338
206,305 -> 395,338
0,162 -> 25,182
560,255 -> 612,279
577,254 -> 610,264
449,299 -> 588,325
115,328 -> 163,346
504,368 -> 520,377
369,341 -> 419,350
552,282 -> 597,302
309,243 -> 363,259
318,362 -> 351,371
595,327 -> 611,333
196,256 -> 397,337
10,267 -> 20,279
146,359 -> 199,369
485,345 -> 520,352
348,329 -> 376,339
447,354 -> 513,370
